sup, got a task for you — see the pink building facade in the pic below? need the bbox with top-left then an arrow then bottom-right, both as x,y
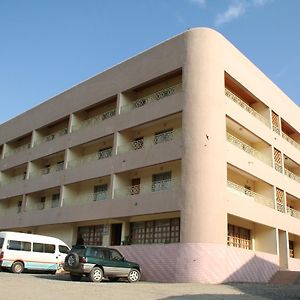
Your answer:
1,28 -> 300,282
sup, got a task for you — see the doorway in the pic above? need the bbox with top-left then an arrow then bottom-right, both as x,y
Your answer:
111,223 -> 122,246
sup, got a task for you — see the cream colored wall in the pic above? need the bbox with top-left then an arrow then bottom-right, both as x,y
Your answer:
254,224 -> 277,255
63,176 -> 110,206
35,224 -> 75,247
86,100 -> 116,119
278,230 -> 289,269
227,169 -> 254,190
0,196 -> 22,215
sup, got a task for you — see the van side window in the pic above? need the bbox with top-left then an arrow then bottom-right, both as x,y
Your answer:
8,240 -> 31,251
59,245 -> 69,254
33,243 -> 44,252
33,243 -> 55,253
0,238 -> 4,248
45,244 -> 55,254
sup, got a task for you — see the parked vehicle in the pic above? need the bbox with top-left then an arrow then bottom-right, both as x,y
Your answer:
0,231 -> 70,274
64,245 -> 141,283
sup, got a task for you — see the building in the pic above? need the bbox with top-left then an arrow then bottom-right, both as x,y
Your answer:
0,28 -> 300,283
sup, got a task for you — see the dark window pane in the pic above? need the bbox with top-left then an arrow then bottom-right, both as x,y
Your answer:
33,243 -> 44,252
59,245 -> 69,254
45,244 -> 55,253
0,238 -> 4,248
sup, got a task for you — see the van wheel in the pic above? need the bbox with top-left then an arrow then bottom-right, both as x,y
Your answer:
89,267 -> 103,282
11,261 -> 24,274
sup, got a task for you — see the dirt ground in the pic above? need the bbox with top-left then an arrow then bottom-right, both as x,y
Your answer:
1,271 -> 300,300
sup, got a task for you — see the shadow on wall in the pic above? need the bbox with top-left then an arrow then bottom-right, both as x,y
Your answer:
115,244 -> 280,283
224,255 -> 279,283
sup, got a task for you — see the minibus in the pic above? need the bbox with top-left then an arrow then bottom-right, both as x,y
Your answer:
0,231 -> 70,273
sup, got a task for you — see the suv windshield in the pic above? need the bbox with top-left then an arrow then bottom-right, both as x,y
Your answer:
0,237 -> 4,248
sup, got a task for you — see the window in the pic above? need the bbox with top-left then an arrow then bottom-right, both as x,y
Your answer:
42,164 -> 50,175
59,245 -> 69,254
45,244 -> 55,254
152,171 -> 172,192
0,238 -> 4,248
86,247 -> 105,258
130,218 -> 180,244
227,224 -> 251,250
94,184 -> 108,201
110,249 -> 123,261
17,201 -> 22,213
33,243 -> 55,253
244,185 -> 252,196
133,137 -> 144,150
33,243 -> 44,252
154,129 -> 174,144
51,193 -> 60,208
289,240 -> 295,258
78,225 -> 105,246
39,197 -> 46,210
7,240 -> 31,251
56,161 -> 64,171
130,178 -> 140,195
98,147 -> 112,159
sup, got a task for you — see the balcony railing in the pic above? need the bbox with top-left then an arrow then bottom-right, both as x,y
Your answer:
282,132 -> 300,151
114,178 -> 179,198
276,201 -> 285,213
2,174 -> 26,186
63,191 -> 108,206
226,132 -> 272,166
274,162 -> 283,173
118,128 -> 182,154
4,143 -> 31,158
29,163 -> 64,179
34,128 -> 68,146
71,108 -> 116,132
67,148 -> 113,168
225,89 -> 270,127
272,124 -> 280,135
287,207 -> 300,220
227,180 -> 274,209
284,168 -> 300,184
121,83 -> 182,113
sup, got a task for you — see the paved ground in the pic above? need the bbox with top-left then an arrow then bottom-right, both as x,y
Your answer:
1,271 -> 300,300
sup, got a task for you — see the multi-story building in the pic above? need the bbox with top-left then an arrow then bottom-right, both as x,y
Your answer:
0,28 -> 300,283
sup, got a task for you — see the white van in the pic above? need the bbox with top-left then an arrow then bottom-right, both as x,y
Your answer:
0,231 -> 70,274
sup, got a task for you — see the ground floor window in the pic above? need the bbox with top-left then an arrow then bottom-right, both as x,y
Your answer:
78,225 -> 105,246
130,218 -> 180,244
227,224 -> 251,250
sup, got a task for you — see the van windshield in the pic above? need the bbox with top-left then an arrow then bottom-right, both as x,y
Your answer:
0,237 -> 4,248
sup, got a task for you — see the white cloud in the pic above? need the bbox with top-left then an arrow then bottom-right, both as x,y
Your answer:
189,0 -> 206,8
214,1 -> 247,27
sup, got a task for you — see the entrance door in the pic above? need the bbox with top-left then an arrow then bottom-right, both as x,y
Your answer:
111,224 -> 122,246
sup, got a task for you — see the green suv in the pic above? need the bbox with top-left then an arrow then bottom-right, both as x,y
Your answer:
63,245 -> 141,283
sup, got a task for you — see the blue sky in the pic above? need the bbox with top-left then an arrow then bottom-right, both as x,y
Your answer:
0,0 -> 299,124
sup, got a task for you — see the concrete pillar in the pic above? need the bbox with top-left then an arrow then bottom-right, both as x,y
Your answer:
181,28 -> 227,244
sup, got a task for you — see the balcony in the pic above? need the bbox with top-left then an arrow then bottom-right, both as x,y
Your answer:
118,128 -> 182,155
3,133 -> 32,158
227,180 -> 274,209
115,178 -> 179,198
34,127 -> 68,146
281,119 -> 300,151
71,108 -> 116,132
63,191 -> 108,207
29,163 -> 64,179
284,156 -> 300,184
121,83 -> 182,113
225,88 -> 270,127
68,147 -> 112,168
226,132 -> 272,166
1,164 -> 27,187
282,132 -> 300,150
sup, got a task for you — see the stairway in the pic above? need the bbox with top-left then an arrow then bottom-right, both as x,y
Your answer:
269,271 -> 300,284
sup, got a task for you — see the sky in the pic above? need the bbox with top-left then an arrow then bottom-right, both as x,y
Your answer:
0,0 -> 299,124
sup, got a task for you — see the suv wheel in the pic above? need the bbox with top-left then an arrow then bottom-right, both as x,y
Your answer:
65,253 -> 80,268
89,267 -> 103,282
70,273 -> 82,281
128,269 -> 140,283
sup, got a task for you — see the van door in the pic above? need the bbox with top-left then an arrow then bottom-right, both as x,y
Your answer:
31,242 -> 57,271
